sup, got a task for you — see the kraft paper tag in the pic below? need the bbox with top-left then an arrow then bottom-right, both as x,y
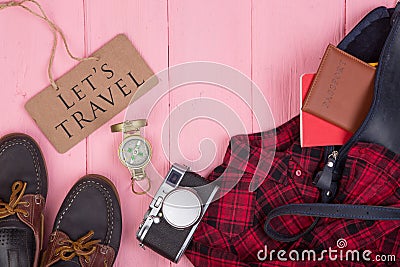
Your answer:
25,34 -> 157,153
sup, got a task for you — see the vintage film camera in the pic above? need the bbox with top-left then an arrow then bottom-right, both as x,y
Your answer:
136,163 -> 219,262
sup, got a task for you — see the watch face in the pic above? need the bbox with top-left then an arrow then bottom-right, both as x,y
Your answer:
119,136 -> 152,168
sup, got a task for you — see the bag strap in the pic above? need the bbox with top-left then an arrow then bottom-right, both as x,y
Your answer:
264,203 -> 400,242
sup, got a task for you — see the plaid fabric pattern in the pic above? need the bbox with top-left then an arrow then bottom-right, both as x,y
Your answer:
185,116 -> 400,266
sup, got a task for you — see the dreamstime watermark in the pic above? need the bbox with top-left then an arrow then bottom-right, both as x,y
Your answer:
124,61 -> 277,201
257,238 -> 396,263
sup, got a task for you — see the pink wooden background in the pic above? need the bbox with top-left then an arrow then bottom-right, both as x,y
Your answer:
0,0 -> 396,266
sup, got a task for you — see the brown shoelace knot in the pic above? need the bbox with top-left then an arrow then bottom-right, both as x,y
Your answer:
0,181 -> 29,219
55,230 -> 102,263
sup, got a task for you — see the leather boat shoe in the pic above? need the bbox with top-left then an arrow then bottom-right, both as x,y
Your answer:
41,175 -> 122,267
0,133 -> 48,267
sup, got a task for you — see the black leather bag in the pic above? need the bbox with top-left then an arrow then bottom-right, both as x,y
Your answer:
265,3 -> 400,242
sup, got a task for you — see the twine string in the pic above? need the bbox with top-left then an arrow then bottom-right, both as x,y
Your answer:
0,0 -> 98,90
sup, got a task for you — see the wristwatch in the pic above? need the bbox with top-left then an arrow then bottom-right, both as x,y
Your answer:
111,119 -> 152,195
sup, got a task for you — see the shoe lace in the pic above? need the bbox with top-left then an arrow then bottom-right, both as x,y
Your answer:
55,230 -> 103,264
0,181 -> 29,218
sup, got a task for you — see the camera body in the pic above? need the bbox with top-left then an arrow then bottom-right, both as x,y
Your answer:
136,163 -> 219,263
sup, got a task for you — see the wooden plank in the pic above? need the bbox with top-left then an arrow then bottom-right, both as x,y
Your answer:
345,0 -> 397,33
0,0 -> 87,242
168,0 -> 252,179
252,0 -> 346,127
83,0 -> 170,266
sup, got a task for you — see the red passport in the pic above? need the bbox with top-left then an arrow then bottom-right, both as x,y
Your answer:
300,73 -> 352,147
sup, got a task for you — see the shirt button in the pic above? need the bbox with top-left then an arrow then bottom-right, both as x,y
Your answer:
295,170 -> 302,177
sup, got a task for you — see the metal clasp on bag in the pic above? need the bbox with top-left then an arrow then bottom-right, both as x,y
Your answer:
313,151 -> 338,201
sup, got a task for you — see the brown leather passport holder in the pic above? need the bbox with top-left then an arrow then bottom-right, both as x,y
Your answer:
302,44 -> 375,133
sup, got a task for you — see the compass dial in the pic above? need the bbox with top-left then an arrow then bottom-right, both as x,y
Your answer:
119,136 -> 151,168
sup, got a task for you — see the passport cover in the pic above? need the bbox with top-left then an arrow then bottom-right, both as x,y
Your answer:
302,44 -> 375,133
300,73 -> 352,147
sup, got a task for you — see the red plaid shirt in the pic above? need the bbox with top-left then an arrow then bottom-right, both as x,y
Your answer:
185,116 -> 400,266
